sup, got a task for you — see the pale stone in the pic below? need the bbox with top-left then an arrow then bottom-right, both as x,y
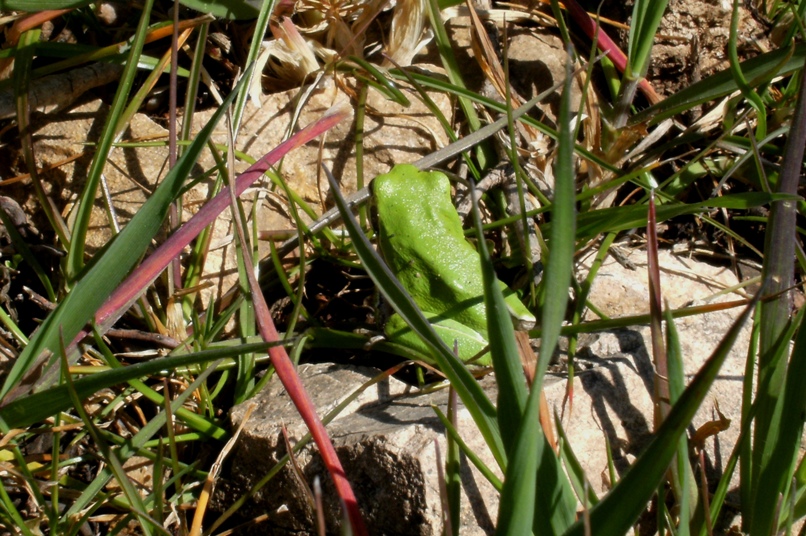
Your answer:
219,364 -> 507,535
220,249 -> 763,533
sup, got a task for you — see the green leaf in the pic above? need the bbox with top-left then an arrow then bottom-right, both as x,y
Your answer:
0,0 -> 91,9
179,0 -> 261,19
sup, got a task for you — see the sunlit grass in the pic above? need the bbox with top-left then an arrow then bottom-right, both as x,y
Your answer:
0,0 -> 804,534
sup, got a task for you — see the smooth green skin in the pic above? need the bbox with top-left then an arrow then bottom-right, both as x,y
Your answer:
373,164 -> 536,364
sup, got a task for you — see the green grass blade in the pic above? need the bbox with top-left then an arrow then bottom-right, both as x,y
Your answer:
665,305 -> 695,532
470,185 -> 528,455
0,203 -> 55,301
59,344 -> 162,536
563,192 -> 794,240
612,0 -> 668,125
61,352 -> 225,521
445,391 -> 461,536
750,60 -> 806,533
0,341 -> 271,430
230,0 -> 274,135
425,0 -> 494,171
556,416 -> 600,508
539,51 -> 579,388
727,0 -> 767,139
532,49 -> 578,534
0,66 -> 250,403
700,317 -> 759,536
348,56 -> 412,106
14,28 -> 72,249
432,405 -> 503,491
65,0 -> 156,281
631,42 -> 805,126
750,307 -> 806,535
625,0 -> 668,81
496,389 -> 556,535
0,479 -> 34,536
497,54 -> 578,536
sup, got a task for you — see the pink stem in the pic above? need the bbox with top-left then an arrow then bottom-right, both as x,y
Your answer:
91,106 -> 348,334
86,104 -> 366,531
563,0 -> 662,105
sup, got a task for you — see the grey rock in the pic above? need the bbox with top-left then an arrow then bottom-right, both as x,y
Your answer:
218,364 -> 505,535
218,248 -> 770,534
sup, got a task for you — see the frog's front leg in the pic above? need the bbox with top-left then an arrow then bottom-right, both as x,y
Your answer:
384,313 -> 491,366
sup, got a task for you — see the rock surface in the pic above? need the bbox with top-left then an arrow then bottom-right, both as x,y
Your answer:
218,365 -> 507,535
217,248 -> 761,534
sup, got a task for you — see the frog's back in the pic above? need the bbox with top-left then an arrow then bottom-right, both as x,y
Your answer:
373,165 -> 489,326
373,166 -> 476,270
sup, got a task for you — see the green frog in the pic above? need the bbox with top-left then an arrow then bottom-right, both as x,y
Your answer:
372,164 -> 535,364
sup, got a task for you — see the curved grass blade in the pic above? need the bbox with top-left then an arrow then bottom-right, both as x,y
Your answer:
0,341 -> 272,430
0,64 -> 253,404
631,42 -> 804,126
348,56 -> 411,106
727,0 -> 767,139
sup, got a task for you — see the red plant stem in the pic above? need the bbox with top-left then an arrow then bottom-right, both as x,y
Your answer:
89,106 -> 348,335
563,0 -> 662,105
7,9 -> 72,43
239,214 -> 368,535
83,104 -> 365,531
